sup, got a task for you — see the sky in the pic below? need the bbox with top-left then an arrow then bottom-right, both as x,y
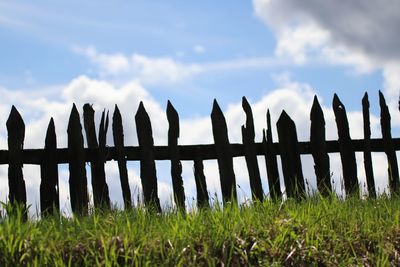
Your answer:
0,1 -> 399,214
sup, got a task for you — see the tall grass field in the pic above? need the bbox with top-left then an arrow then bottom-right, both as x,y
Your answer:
0,196 -> 399,266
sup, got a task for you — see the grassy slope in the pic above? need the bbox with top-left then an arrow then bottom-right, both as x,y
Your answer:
0,196 -> 399,266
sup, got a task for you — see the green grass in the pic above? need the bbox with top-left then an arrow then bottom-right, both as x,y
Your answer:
0,196 -> 400,266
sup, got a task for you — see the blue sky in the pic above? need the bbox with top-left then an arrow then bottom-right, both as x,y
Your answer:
0,1 -> 399,213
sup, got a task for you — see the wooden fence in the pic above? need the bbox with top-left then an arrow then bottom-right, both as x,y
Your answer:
3,91 -> 400,219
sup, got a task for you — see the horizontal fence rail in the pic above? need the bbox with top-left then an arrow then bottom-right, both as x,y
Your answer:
2,91 -> 400,218
0,138 -> 399,164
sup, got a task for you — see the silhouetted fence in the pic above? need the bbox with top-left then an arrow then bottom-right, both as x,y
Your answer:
3,91 -> 400,218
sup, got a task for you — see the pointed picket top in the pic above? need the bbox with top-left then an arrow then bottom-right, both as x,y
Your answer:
242,96 -> 255,140
67,104 -> 82,133
167,100 -> 180,139
7,105 -> 25,140
362,92 -> 371,138
277,110 -> 293,126
211,99 -> 230,143
135,101 -> 152,135
310,96 -> 325,124
83,103 -> 99,148
99,109 -> 109,148
45,118 -> 56,148
112,104 -> 123,145
211,99 -> 223,118
332,94 -> 351,138
362,92 -> 370,110
266,109 -> 273,141
99,109 -> 105,146
136,101 -> 147,118
379,90 -> 390,121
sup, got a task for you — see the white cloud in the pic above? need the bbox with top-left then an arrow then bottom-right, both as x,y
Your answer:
193,45 -> 206,54
73,46 -> 283,86
0,72 -> 393,215
252,0 -> 400,131
253,0 -> 400,76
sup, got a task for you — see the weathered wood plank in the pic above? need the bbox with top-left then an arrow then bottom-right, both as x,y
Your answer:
310,96 -> 331,196
263,110 -> 282,200
241,97 -> 263,201
99,109 -> 109,150
277,111 -> 306,199
166,101 -> 186,209
211,99 -> 237,204
194,147 -> 209,209
40,118 -> 59,216
67,104 -> 89,215
333,94 -> 359,197
135,102 -> 161,212
6,106 -> 27,220
112,105 -> 132,209
379,91 -> 400,195
2,137 -> 400,165
362,93 -> 376,198
83,104 -> 110,209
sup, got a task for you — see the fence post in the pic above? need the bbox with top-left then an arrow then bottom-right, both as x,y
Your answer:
241,97 -> 263,201
40,118 -> 59,216
277,110 -> 306,199
83,104 -> 110,209
333,94 -> 359,197
112,105 -> 132,209
67,104 -> 89,215
211,99 -> 237,205
310,96 -> 332,196
379,91 -> 400,195
6,106 -> 27,220
194,147 -> 209,209
362,93 -> 376,198
166,101 -> 186,209
135,102 -> 161,212
262,110 -> 281,201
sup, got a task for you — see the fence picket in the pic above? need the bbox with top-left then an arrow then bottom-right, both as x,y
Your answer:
135,102 -> 161,212
211,99 -> 237,204
310,96 -> 332,196
4,93 -> 400,215
166,101 -> 186,209
194,147 -> 209,209
241,97 -> 263,201
7,106 -> 27,220
67,104 -> 89,215
112,105 -> 132,209
379,91 -> 400,195
362,93 -> 376,198
277,111 -> 306,199
262,110 -> 281,200
40,118 -> 59,216
83,104 -> 110,209
333,94 -> 359,197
